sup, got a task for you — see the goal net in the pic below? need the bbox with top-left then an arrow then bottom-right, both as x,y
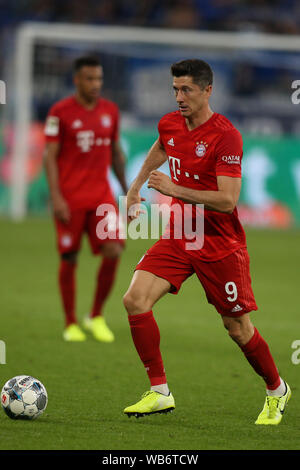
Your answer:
2,23 -> 300,227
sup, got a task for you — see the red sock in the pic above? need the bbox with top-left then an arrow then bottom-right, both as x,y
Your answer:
91,257 -> 119,318
240,327 -> 280,390
128,311 -> 166,386
59,260 -> 77,327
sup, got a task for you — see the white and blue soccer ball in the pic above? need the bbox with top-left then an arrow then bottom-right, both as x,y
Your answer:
1,375 -> 48,420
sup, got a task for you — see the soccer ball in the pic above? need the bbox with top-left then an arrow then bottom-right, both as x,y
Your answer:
1,375 -> 48,420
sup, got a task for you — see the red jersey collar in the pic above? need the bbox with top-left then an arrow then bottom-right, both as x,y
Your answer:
182,111 -> 218,134
72,95 -> 102,112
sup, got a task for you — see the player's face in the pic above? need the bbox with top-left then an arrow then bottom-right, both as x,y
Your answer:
74,66 -> 103,102
173,76 -> 212,118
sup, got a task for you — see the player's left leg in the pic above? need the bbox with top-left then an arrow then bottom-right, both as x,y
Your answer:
91,242 -> 122,319
194,248 -> 291,424
83,209 -> 124,342
83,242 -> 123,342
222,314 -> 291,425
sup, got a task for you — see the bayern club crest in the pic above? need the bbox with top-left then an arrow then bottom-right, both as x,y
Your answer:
100,114 -> 112,128
195,141 -> 208,157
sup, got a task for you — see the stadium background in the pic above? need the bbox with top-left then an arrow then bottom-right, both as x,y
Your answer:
1,0 -> 300,225
0,0 -> 300,452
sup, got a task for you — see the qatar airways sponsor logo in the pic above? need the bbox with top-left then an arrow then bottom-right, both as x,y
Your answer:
95,196 -> 204,251
221,155 -> 241,164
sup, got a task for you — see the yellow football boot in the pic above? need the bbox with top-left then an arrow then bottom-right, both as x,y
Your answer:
255,382 -> 291,425
124,391 -> 175,418
63,323 -> 86,342
83,316 -> 114,343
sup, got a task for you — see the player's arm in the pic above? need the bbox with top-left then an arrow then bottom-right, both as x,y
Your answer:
111,140 -> 128,194
149,128 -> 243,214
148,172 -> 241,214
127,138 -> 167,220
44,141 -> 70,223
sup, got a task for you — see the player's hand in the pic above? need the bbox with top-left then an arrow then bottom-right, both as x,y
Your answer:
148,171 -> 175,197
52,194 -> 71,224
126,189 -> 146,221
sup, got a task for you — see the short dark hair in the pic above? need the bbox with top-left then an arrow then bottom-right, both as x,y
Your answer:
73,56 -> 101,72
171,59 -> 213,89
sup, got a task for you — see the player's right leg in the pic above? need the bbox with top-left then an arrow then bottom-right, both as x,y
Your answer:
123,270 -> 175,417
60,251 -> 86,342
123,239 -> 193,417
54,211 -> 86,341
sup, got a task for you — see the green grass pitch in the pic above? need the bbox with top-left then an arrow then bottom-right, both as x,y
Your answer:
0,217 -> 299,450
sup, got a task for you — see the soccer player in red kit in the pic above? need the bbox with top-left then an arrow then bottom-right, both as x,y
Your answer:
123,59 -> 291,424
44,56 -> 127,343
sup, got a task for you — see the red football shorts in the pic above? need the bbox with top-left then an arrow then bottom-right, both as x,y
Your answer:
54,206 -> 125,255
135,238 -> 258,317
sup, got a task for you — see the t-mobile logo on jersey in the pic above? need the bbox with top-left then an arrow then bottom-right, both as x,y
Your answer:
77,130 -> 95,152
168,156 -> 181,181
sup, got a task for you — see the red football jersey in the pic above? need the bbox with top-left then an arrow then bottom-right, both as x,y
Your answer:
44,96 -> 119,210
158,111 -> 247,261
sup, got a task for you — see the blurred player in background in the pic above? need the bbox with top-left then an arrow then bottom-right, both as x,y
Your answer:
123,59 -> 291,425
44,56 -> 127,343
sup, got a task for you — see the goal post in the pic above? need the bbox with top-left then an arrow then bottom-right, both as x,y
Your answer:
10,22 -> 300,220
11,26 -> 34,221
